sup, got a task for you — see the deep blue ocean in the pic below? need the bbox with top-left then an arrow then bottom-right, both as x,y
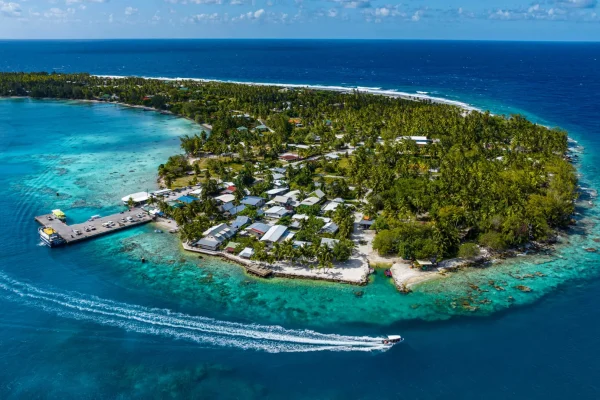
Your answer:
2,40 -> 600,399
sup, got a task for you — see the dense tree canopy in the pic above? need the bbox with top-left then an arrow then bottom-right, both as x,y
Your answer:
1,72 -> 577,260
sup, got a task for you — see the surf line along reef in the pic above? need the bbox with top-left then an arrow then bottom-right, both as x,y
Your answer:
2,72 -> 578,291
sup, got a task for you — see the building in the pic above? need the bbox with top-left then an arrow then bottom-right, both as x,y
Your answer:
322,199 -> 344,213
279,153 -> 301,162
177,195 -> 197,204
311,189 -> 326,199
265,187 -> 289,198
398,136 -> 432,146
231,216 -> 251,230
151,189 -> 172,198
228,205 -> 247,216
359,219 -> 375,230
239,247 -> 255,259
225,242 -> 240,253
237,126 -> 248,132
215,194 -> 235,204
255,124 -> 269,132
320,222 -> 339,235
299,197 -> 321,207
264,206 -> 292,219
260,225 -> 289,244
271,196 -> 291,206
245,222 -> 272,237
203,223 -> 238,240
195,238 -> 222,251
241,196 -> 266,208
121,192 -> 150,205
320,238 -> 340,249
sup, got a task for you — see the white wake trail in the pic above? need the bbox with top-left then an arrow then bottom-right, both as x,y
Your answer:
0,273 -> 389,353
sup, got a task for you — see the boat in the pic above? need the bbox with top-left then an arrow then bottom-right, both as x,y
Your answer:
384,269 -> 393,277
382,335 -> 404,345
154,229 -> 163,233
38,227 -> 66,247
52,209 -> 66,222
89,215 -> 101,221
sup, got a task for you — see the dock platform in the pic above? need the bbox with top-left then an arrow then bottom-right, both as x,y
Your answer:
35,208 -> 154,245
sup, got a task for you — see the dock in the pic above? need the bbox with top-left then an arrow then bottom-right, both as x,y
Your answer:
244,264 -> 273,278
35,208 -> 154,245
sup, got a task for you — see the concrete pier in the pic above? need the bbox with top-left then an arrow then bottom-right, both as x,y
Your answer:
35,208 -> 154,245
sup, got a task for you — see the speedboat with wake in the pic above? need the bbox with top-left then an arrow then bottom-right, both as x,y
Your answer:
382,335 -> 404,346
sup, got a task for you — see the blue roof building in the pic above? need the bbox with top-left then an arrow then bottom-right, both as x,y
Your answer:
241,196 -> 266,207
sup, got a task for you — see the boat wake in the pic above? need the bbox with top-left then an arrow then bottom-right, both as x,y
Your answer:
0,273 -> 389,353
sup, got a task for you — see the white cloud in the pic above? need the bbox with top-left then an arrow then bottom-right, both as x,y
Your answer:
411,9 -> 423,21
0,1 -> 22,17
187,12 -> 223,23
44,7 -> 76,19
331,0 -> 370,9
124,6 -> 138,16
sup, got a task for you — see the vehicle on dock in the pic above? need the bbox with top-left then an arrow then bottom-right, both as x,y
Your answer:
382,335 -> 404,346
38,227 -> 65,247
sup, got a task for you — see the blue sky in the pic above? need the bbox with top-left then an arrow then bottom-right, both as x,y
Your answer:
0,0 -> 599,40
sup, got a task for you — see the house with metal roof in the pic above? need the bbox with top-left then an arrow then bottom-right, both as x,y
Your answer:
264,206 -> 292,219
245,222 -> 272,237
231,216 -> 251,230
265,187 -> 289,198
299,196 -> 321,207
215,194 -> 235,204
195,238 -> 222,251
311,189 -> 326,199
322,199 -> 344,213
177,195 -> 197,204
271,195 -> 291,206
260,225 -> 289,244
239,247 -> 255,259
228,204 -> 247,216
320,222 -> 339,235
241,196 -> 265,208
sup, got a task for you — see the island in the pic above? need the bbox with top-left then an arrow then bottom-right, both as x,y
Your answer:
0,72 -> 578,289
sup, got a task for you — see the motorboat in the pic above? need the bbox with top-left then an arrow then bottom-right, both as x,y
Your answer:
38,227 -> 66,247
382,335 -> 404,345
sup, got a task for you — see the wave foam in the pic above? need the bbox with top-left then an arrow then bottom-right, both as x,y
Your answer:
0,273 -> 390,353
94,74 -> 478,111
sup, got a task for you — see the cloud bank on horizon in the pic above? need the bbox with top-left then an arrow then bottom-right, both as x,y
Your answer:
0,0 -> 598,40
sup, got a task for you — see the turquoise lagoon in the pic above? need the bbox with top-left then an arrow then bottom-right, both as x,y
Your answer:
1,97 -> 598,331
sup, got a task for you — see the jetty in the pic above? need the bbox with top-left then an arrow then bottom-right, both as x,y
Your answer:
35,208 -> 154,245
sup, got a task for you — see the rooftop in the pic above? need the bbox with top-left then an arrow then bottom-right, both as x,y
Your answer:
261,225 -> 288,243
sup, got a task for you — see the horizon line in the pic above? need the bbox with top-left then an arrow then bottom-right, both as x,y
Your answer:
0,38 -> 599,43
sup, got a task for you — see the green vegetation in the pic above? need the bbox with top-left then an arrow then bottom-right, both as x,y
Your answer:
0,72 -> 577,261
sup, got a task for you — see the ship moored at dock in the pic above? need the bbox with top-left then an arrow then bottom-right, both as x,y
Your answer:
38,227 -> 66,247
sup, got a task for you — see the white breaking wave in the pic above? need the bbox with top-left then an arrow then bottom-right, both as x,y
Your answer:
94,74 -> 478,111
0,273 -> 389,353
